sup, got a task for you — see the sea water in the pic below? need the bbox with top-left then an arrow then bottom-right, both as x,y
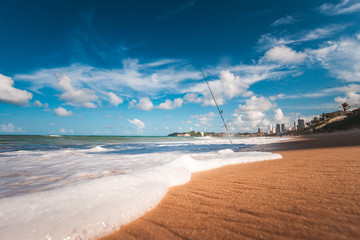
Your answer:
0,135 -> 284,240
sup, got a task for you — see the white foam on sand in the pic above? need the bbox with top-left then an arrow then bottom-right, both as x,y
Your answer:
0,149 -> 281,240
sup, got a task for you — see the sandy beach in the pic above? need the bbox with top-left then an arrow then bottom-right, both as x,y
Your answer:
101,130 -> 360,240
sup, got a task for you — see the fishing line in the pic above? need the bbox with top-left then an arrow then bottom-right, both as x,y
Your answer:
199,66 -> 233,144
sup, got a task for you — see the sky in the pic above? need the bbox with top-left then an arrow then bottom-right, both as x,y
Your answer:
0,0 -> 360,136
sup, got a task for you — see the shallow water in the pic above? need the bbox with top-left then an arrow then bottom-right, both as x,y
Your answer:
0,135 -> 284,240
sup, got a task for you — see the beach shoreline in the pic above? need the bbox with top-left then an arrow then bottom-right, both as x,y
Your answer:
100,129 -> 360,240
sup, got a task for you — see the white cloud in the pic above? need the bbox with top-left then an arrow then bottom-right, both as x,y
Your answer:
274,108 -> 284,122
128,118 -> 145,130
190,112 -> 216,126
269,93 -> 285,101
107,92 -> 123,107
57,73 -> 98,108
156,98 -> 183,110
236,96 -> 274,112
220,70 -> 253,99
129,97 -> 153,111
54,107 -> 73,117
258,25 -> 346,49
334,84 -> 360,108
13,58 -> 294,112
273,108 -> 290,125
319,0 -> 360,15
182,64 -> 286,106
309,35 -> 360,82
185,80 -> 226,106
34,100 -> 42,107
0,123 -> 22,133
34,100 -> 49,108
58,128 -> 73,134
184,93 -> 203,103
14,58 -> 290,110
271,15 -> 295,27
231,96 -> 274,131
15,60 -> 201,97
262,45 -> 307,64
0,74 -> 32,106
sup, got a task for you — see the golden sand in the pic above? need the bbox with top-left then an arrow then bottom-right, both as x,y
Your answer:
101,130 -> 360,240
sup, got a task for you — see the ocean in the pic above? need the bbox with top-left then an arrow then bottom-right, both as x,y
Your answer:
0,135 -> 283,240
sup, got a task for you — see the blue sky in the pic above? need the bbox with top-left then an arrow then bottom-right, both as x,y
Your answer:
1,0 -> 360,135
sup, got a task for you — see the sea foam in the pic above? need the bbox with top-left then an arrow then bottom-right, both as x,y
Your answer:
0,149 -> 281,240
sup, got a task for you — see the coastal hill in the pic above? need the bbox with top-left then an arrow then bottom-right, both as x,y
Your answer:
168,107 -> 360,137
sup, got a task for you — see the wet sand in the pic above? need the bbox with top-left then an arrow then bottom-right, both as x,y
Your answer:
101,130 -> 360,240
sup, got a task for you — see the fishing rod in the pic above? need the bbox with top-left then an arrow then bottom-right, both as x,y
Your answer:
199,67 -> 233,144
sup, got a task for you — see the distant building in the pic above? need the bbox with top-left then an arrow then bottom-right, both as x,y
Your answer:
276,124 -> 281,134
281,123 -> 285,133
298,119 -> 305,130
258,128 -> 264,134
269,124 -> 273,133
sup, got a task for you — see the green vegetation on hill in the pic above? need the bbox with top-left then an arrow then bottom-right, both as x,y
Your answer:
318,114 -> 360,132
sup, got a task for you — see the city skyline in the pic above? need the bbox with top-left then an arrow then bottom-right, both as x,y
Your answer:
1,0 -> 360,135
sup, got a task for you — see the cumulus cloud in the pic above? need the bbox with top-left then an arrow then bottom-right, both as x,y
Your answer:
190,112 -> 216,126
34,100 -> 49,109
156,98 -> 183,110
220,70 -> 253,99
184,80 -> 226,106
231,96 -> 274,130
273,108 -> 290,125
274,108 -> 284,122
182,65 -> 285,107
0,74 -> 32,106
54,107 -> 73,117
57,73 -> 98,108
334,84 -> 360,108
319,0 -> 360,15
309,35 -> 360,82
34,100 -> 43,107
184,93 -> 203,103
129,97 -> 153,111
236,96 -> 274,112
107,92 -> 123,107
262,45 -> 307,64
0,123 -> 22,133
128,118 -> 145,130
